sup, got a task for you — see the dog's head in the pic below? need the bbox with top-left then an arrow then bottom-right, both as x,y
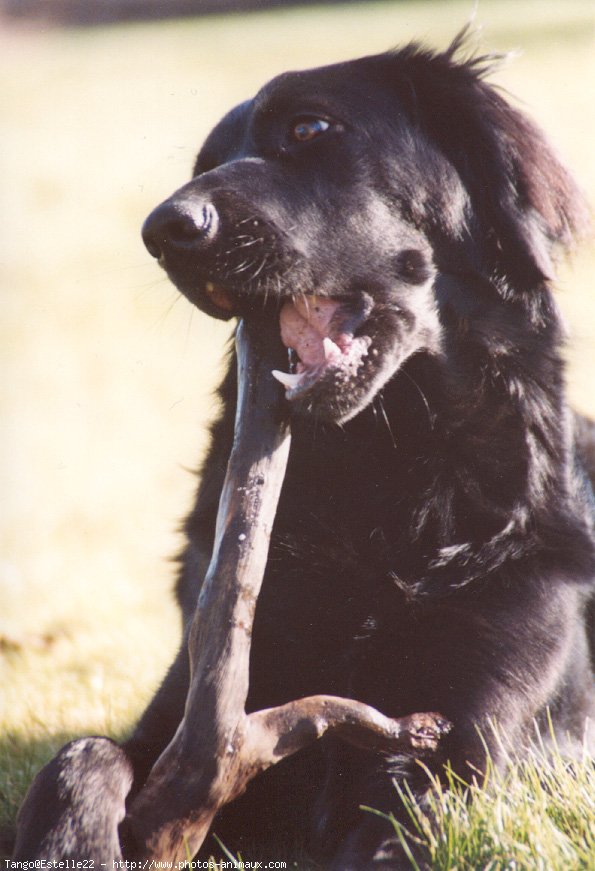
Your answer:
143,31 -> 586,423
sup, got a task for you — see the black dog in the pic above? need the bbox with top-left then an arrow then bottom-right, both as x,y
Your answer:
15,31 -> 595,869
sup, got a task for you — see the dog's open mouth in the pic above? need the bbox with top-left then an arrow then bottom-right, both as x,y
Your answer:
270,296 -> 372,400
197,280 -> 383,419
201,282 -> 375,404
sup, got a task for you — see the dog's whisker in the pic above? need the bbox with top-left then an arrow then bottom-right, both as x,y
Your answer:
232,238 -> 264,250
250,256 -> 269,281
377,395 -> 398,450
400,367 -> 435,431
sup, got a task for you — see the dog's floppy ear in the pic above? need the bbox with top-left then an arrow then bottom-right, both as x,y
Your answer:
385,30 -> 589,290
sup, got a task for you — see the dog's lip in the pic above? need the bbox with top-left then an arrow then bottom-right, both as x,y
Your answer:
272,294 -> 373,399
204,280 -> 235,313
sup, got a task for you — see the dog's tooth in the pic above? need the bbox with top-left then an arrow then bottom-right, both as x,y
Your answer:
322,337 -> 341,363
272,370 -> 305,389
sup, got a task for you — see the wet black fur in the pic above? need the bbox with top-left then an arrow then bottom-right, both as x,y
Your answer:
15,33 -> 595,869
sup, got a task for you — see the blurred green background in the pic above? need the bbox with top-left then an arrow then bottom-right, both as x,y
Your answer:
1,0 -> 594,849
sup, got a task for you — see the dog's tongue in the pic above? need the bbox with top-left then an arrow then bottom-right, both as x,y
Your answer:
279,297 -> 343,367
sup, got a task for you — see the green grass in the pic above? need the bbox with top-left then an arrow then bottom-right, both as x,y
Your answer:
1,0 -> 594,863
366,738 -> 595,870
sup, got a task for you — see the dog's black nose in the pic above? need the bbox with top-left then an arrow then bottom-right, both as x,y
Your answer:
142,199 -> 219,260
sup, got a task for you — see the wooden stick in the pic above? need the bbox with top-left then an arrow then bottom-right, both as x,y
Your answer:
126,319 -> 450,861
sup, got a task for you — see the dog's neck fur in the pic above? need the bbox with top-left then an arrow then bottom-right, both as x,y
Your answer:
279,277 -> 592,594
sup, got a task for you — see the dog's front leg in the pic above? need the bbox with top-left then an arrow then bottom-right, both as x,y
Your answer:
13,737 -> 132,862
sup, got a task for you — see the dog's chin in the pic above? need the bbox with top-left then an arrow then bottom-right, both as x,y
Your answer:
282,332 -> 423,424
282,354 -> 390,423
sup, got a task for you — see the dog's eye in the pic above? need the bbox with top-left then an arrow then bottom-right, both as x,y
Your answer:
291,117 -> 330,143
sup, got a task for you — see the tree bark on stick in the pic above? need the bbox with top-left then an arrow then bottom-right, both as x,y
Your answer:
126,318 -> 450,861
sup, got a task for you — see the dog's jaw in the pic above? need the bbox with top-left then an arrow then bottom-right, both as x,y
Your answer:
272,295 -> 372,405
